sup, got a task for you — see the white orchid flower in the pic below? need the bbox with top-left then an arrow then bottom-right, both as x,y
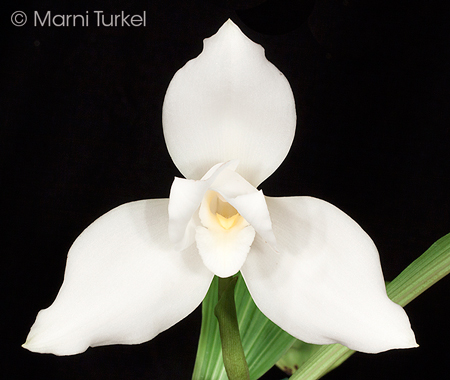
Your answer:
23,20 -> 417,357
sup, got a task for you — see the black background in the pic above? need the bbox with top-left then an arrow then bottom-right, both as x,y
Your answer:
2,0 -> 450,379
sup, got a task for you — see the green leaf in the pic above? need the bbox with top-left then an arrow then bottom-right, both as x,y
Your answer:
192,276 -> 223,379
285,232 -> 450,380
275,340 -> 322,376
192,273 -> 296,380
387,232 -> 450,306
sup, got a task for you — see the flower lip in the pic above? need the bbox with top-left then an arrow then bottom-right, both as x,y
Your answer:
196,186 -> 256,277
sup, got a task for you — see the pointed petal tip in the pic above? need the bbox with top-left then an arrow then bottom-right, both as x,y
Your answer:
20,316 -> 88,356
22,329 -> 37,352
204,18 -> 262,55
380,337 -> 418,353
221,18 -> 238,30
21,338 -> 51,355
217,19 -> 246,37
21,331 -> 50,354
401,332 -> 419,350
373,328 -> 418,353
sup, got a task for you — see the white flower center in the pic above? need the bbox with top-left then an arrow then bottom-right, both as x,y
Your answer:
167,162 -> 277,277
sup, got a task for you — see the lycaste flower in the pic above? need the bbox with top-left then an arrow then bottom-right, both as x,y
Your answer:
23,20 -> 417,357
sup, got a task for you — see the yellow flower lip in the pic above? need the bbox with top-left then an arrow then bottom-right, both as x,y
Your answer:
216,212 -> 240,230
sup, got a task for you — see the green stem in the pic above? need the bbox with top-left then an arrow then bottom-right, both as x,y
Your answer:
214,276 -> 250,380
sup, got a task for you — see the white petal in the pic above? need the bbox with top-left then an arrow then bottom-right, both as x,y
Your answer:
241,196 -> 417,353
168,161 -> 236,249
23,200 -> 213,355
162,20 -> 296,186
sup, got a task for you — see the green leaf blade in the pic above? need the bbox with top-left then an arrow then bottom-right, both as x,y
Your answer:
387,232 -> 450,307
